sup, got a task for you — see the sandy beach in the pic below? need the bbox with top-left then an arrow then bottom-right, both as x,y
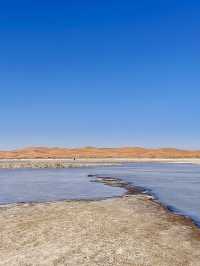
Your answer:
1,193 -> 200,266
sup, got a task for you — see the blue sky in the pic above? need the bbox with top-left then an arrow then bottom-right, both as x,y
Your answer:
0,0 -> 200,149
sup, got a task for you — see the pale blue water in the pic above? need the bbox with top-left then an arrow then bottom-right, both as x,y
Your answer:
0,163 -> 200,225
0,168 -> 124,203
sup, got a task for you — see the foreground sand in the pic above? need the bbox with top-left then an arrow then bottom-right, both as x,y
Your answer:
1,195 -> 200,266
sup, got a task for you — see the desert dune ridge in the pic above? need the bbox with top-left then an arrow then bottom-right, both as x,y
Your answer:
1,146 -> 200,159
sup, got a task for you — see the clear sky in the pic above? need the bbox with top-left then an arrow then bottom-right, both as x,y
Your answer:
0,0 -> 200,150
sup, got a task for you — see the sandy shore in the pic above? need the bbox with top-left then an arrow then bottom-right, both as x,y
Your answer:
1,194 -> 200,266
1,158 -> 200,168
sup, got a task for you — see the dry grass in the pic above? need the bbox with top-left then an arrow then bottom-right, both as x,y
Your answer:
0,195 -> 200,266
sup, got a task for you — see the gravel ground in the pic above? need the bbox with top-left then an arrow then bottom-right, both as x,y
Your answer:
0,195 -> 200,266
1,158 -> 200,168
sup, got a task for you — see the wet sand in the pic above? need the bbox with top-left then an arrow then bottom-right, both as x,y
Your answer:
1,193 -> 200,265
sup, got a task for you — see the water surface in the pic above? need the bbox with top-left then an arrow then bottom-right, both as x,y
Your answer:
0,168 -> 124,203
1,163 -> 200,225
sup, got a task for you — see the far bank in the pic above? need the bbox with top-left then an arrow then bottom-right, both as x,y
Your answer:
1,158 -> 200,168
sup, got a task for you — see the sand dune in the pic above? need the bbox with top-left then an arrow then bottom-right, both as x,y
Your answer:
0,146 -> 200,159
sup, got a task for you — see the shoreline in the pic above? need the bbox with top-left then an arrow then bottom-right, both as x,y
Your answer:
1,162 -> 200,228
1,174 -> 199,229
93,175 -> 200,228
1,163 -> 200,230
1,157 -> 200,168
1,164 -> 200,264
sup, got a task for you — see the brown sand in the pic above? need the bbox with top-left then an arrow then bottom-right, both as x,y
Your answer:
0,195 -> 200,266
1,146 -> 200,159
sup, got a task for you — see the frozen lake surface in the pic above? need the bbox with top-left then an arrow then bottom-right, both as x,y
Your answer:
0,168 -> 124,203
1,163 -> 200,224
